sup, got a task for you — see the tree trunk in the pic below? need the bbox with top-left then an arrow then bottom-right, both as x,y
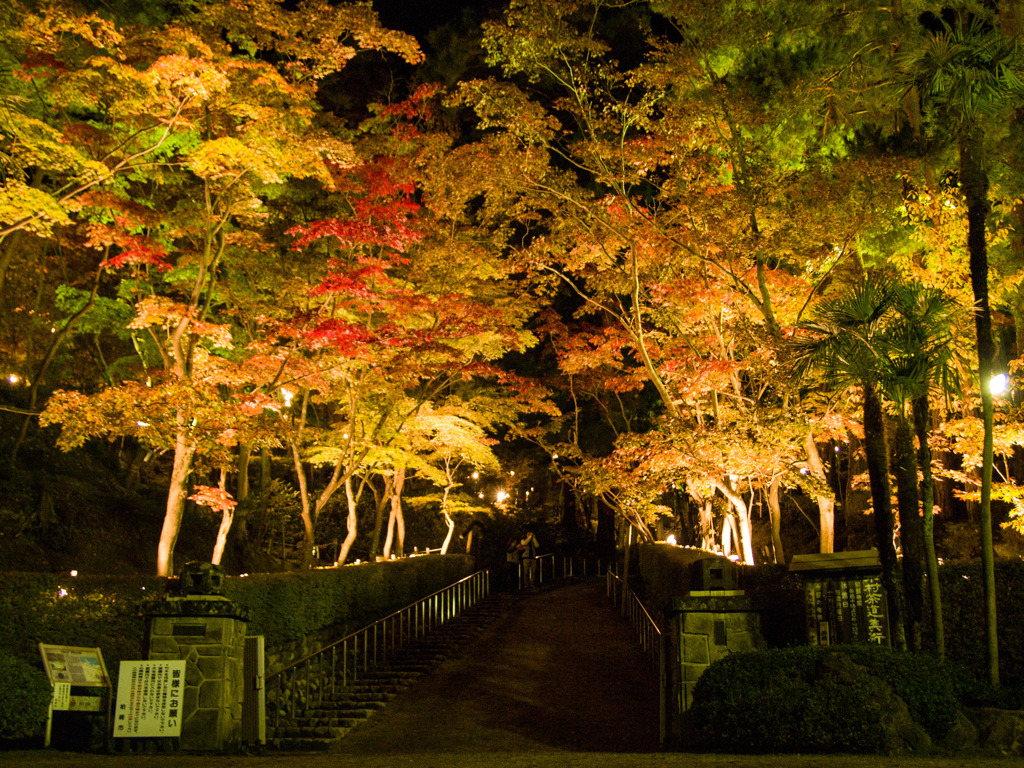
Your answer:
232,441 -> 252,569
211,469 -> 234,566
156,420 -> 197,577
716,479 -> 754,564
767,473 -> 786,564
805,430 -> 835,554
335,475 -> 359,566
894,415 -> 926,651
368,476 -> 390,559
914,394 -> 945,657
862,382 -> 905,649
290,441 -> 315,569
960,120 -> 999,686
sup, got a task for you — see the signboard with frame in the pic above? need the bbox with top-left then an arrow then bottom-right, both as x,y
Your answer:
37,644 -> 112,747
113,660 -> 186,739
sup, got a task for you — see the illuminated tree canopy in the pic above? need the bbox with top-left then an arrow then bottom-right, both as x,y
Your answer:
3,0 -> 1024,676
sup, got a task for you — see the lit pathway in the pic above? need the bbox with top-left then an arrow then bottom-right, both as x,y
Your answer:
333,578 -> 661,755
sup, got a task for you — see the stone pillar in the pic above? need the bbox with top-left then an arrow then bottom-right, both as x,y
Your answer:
672,590 -> 761,712
144,564 -> 249,751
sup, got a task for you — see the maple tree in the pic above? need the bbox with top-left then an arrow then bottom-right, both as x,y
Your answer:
33,0 -> 423,576
460,0 -> 913,565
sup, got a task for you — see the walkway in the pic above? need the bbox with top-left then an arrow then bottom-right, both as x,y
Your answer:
333,579 -> 660,755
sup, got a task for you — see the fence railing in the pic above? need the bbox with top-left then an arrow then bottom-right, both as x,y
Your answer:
266,569 -> 490,729
516,553 -> 609,589
606,569 -> 667,746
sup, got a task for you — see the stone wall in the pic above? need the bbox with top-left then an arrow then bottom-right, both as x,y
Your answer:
146,596 -> 248,751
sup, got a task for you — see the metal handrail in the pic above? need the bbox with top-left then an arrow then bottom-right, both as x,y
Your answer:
266,569 -> 490,729
606,569 -> 666,745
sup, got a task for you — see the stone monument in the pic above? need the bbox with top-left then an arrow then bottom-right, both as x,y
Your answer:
144,562 -> 250,751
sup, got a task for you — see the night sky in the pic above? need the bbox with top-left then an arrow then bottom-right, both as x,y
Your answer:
372,0 -> 480,38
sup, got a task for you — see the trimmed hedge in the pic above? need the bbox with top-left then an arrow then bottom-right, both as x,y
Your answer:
0,648 -> 52,740
223,555 -> 475,647
0,555 -> 475,675
688,644 -> 958,754
939,559 -> 1024,687
0,572 -> 161,676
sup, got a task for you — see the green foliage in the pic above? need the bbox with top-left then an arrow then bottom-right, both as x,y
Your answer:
215,555 -> 475,647
0,556 -> 473,681
839,643 -> 958,735
688,644 -> 958,754
0,573 -> 160,678
939,559 -> 1024,688
0,649 -> 51,741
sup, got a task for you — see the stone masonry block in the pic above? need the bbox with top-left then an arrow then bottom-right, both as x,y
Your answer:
182,685 -> 198,716
681,634 -> 710,665
682,661 -> 707,683
181,707 -> 222,751
147,637 -> 179,656
186,659 -> 203,686
199,679 -> 224,709
198,655 -> 226,681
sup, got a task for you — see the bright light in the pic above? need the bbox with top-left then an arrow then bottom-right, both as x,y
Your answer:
136,421 -> 150,428
552,453 -> 559,460
496,490 -> 508,503
991,373 -> 1010,396
666,535 -> 678,546
472,472 -> 479,480
57,588 -> 68,598
70,570 -> 78,577
509,470 -> 515,476
281,387 -> 294,406
7,374 -> 19,384
478,492 -> 484,499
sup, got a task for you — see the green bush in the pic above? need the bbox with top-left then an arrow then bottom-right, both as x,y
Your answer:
224,554 -> 474,647
0,555 -> 475,674
0,649 -> 51,740
688,644 -> 958,754
939,560 -> 1024,686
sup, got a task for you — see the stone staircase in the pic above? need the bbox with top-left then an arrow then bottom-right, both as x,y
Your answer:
267,591 -> 520,751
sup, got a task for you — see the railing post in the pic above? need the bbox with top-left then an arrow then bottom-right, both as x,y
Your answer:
659,632 -> 667,747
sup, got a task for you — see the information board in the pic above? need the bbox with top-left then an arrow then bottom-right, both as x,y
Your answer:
38,644 -> 112,748
113,660 -> 186,738
38,644 -> 109,686
802,573 -> 888,646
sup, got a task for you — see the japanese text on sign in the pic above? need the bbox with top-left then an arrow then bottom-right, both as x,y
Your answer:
113,660 -> 185,738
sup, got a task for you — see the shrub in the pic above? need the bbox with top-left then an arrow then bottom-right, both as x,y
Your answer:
0,649 -> 51,741
688,644 -> 958,754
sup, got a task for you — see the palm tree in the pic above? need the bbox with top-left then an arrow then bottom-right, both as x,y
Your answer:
882,282 -> 963,653
792,272 -> 906,649
897,8 -> 1024,684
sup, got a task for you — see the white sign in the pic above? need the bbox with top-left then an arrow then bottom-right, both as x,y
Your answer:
113,660 -> 186,738
51,682 -> 71,711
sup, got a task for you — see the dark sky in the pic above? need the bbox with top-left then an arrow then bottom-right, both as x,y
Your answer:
372,0 -> 479,38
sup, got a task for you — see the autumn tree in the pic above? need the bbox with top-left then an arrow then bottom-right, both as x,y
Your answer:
458,0 -> 905,559
35,0 -> 423,576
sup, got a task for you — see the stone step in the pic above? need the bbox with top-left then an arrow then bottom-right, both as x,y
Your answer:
273,724 -> 350,739
267,736 -> 337,752
277,715 -> 366,728
266,591 -> 522,752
